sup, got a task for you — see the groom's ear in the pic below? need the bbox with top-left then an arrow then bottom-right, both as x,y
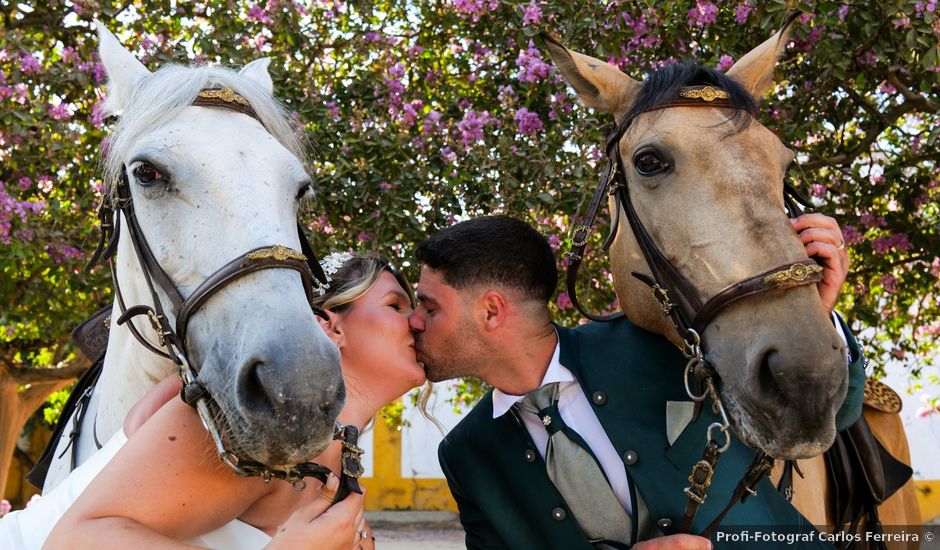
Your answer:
317,309 -> 345,348
479,290 -> 509,331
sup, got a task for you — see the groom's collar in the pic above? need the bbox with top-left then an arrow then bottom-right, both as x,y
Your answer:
491,328 -> 571,418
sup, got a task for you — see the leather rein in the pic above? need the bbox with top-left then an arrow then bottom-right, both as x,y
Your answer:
86,87 -> 363,496
565,85 -> 820,535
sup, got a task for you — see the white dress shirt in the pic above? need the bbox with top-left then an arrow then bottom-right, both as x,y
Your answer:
491,341 -> 634,516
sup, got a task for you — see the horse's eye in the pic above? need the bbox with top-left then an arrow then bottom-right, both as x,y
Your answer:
633,150 -> 670,176
132,162 -> 167,186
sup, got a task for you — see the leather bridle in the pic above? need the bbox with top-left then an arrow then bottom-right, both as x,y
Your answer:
87,87 -> 363,496
564,85 -> 821,535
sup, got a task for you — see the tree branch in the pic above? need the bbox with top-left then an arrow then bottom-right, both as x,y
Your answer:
10,359 -> 89,385
19,379 -> 73,413
887,69 -> 940,113
801,100 -> 921,170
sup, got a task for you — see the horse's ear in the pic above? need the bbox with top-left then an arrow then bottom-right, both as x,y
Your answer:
542,34 -> 640,116
726,14 -> 797,101
240,58 -> 274,95
95,20 -> 150,115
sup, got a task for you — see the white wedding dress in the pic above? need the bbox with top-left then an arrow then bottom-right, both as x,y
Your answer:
0,431 -> 271,549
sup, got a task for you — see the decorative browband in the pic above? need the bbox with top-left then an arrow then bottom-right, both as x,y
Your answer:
678,85 -> 729,103
192,87 -> 262,122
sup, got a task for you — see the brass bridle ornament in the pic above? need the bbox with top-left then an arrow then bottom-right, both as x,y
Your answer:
87,87 -> 363,496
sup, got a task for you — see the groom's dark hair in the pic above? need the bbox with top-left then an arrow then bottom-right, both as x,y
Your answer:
416,215 -> 557,303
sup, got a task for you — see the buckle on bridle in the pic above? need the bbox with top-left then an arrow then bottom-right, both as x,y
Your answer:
570,225 -> 592,247
652,283 -> 674,315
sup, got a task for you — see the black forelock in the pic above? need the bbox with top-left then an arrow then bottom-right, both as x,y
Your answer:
611,61 -> 758,146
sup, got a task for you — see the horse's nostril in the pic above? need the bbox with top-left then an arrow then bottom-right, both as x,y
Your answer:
239,360 -> 275,414
757,348 -> 783,398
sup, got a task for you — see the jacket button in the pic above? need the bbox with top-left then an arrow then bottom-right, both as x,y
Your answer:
592,391 -> 607,405
524,449 -> 537,463
657,517 -> 672,530
623,450 -> 638,465
552,507 -> 566,521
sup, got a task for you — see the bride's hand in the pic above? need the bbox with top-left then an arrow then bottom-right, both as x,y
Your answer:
265,474 -> 365,550
353,518 -> 375,550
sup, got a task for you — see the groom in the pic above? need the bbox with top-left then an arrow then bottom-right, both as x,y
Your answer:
410,215 -> 864,549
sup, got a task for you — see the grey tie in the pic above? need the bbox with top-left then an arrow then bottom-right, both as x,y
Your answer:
517,382 -> 632,546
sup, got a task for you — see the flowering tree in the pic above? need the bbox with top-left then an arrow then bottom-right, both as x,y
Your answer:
1,0 -> 938,498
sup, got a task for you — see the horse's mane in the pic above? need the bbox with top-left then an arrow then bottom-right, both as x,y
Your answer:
615,61 -> 758,137
102,63 -> 307,192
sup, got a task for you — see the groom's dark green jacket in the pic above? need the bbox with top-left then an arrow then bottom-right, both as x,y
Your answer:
438,316 -> 865,549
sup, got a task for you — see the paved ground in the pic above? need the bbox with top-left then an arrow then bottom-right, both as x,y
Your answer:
366,511 -> 464,549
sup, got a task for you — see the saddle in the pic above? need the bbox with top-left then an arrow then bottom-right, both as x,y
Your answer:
27,305 -> 111,489
823,381 -> 912,550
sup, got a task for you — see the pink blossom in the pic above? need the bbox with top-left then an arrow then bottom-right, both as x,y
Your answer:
931,257 -> 940,277
379,182 -> 393,190
401,100 -> 423,127
91,101 -> 107,128
440,146 -> 457,164
548,233 -> 561,250
37,175 -> 53,194
497,85 -> 517,107
61,46 -> 80,65
47,243 -> 82,264
716,54 -> 734,72
325,100 -> 340,121
514,107 -> 543,136
47,102 -> 72,121
449,0 -> 500,22
856,50 -> 877,68
842,225 -> 863,245
556,292 -> 572,310
881,274 -> 898,293
457,110 -> 491,148
357,231 -> 375,242
734,2 -> 753,24
247,4 -> 274,23
20,52 -> 41,74
422,110 -> 442,135
837,4 -> 850,20
12,83 -> 28,104
688,1 -> 718,27
92,62 -> 107,83
18,177 -> 32,190
859,213 -> 886,229
515,40 -> 552,83
522,1 -> 542,26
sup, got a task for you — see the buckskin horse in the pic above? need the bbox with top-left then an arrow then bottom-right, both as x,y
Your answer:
32,23 -> 350,495
545,17 -> 920,545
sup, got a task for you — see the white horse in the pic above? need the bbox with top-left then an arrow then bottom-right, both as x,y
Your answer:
42,24 -> 345,491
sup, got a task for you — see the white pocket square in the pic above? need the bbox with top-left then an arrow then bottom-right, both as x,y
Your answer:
666,401 -> 695,445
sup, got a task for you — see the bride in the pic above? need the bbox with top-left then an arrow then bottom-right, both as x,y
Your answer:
6,253 -> 426,549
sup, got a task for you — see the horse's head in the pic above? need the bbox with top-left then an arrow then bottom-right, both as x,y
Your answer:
547,24 -> 848,459
96,24 -> 344,467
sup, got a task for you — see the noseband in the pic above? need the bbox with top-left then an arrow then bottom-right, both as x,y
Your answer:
87,88 -> 362,496
565,85 -> 822,535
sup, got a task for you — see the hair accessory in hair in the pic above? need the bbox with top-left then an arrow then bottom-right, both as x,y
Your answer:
318,251 -> 354,289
